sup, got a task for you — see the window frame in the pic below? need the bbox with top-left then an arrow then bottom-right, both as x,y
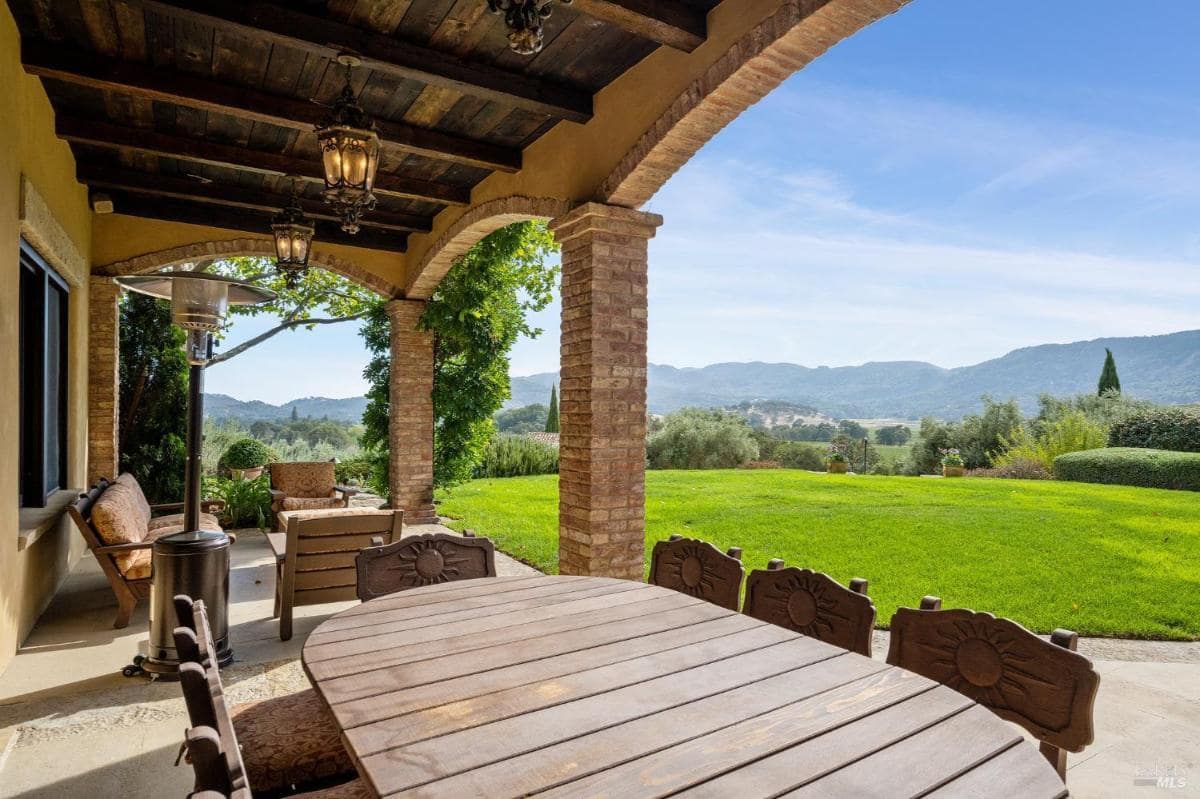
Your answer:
19,239 -> 70,509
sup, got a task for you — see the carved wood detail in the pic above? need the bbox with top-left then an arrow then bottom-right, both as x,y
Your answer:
648,536 -> 744,611
356,532 -> 497,601
743,561 -> 875,656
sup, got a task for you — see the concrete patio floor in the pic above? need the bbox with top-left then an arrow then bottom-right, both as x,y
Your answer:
0,530 -> 1195,798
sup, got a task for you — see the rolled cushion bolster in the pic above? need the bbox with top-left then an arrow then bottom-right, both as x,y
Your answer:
231,688 -> 356,793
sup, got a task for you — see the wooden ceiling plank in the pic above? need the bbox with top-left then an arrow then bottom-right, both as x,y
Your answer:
78,162 -> 432,233
22,39 -> 520,174
54,116 -> 468,206
569,0 -> 706,51
104,191 -> 410,252
119,0 -> 593,122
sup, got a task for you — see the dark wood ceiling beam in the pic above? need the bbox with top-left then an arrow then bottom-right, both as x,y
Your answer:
570,0 -> 706,51
22,40 -> 518,176
56,116 -> 464,207
103,192 -> 408,253
77,163 -> 432,234
122,0 -> 593,122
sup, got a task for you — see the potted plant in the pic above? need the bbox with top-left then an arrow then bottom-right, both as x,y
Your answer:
941,448 -> 965,477
827,449 -> 849,474
221,438 -> 273,481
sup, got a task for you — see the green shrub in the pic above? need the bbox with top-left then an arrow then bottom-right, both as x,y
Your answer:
970,457 -> 1053,480
334,456 -> 374,486
1108,408 -> 1200,452
475,435 -> 559,478
646,409 -> 759,470
997,411 -> 1109,471
203,474 -> 272,528
1053,448 -> 1200,491
773,441 -> 825,470
219,438 -> 274,471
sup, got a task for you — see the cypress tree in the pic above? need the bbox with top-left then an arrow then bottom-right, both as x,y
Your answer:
545,384 -> 560,433
290,405 -> 299,421
1097,348 -> 1121,396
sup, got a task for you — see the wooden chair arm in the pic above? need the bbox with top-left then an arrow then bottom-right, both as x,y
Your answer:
95,540 -> 157,554
268,489 -> 286,501
151,500 -> 226,514
335,485 -> 360,497
150,502 -> 183,512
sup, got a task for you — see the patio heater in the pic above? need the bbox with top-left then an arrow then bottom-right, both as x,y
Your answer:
115,271 -> 274,678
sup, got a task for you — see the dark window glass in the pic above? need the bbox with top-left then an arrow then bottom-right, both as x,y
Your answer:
19,240 -> 69,507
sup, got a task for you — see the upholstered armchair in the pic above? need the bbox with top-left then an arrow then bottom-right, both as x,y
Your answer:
267,461 -> 358,530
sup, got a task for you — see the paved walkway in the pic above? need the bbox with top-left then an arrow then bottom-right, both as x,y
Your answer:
0,529 -> 1194,798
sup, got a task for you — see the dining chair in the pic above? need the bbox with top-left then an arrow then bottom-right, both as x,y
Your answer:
174,596 -> 357,796
648,535 -> 745,611
355,530 -> 497,601
742,559 -> 876,656
886,596 -> 1100,780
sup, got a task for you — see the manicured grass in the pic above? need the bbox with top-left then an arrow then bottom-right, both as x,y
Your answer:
438,470 -> 1200,640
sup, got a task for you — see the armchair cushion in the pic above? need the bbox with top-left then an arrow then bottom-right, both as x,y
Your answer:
270,462 -> 336,499
281,496 -> 342,511
231,688 -> 356,792
120,518 -> 224,579
147,512 -> 222,533
92,477 -> 153,576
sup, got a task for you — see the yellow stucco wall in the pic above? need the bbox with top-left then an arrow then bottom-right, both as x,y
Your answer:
0,4 -> 93,676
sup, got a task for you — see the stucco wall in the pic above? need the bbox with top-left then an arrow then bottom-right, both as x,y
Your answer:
0,4 -> 93,676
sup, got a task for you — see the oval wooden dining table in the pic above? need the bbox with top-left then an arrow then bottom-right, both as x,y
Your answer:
301,575 -> 1068,799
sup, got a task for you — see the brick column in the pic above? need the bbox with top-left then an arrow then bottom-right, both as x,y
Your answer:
386,299 -> 437,524
550,203 -> 663,579
88,277 -> 121,485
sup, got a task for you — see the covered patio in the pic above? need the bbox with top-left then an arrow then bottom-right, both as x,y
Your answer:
4,0 -> 1196,797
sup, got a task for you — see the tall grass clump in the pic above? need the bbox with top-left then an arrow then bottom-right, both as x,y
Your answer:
475,435 -> 559,478
996,411 -> 1109,472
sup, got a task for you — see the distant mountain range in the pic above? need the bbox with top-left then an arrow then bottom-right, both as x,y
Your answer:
208,330 -> 1200,423
205,394 -> 367,423
508,330 -> 1200,419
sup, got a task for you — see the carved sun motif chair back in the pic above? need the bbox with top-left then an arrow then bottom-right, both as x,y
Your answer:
356,531 -> 497,601
648,535 -> 745,611
742,559 -> 875,656
887,597 -> 1100,779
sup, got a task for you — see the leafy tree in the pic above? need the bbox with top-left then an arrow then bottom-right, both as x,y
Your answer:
359,222 -> 559,492
545,384 -> 559,433
875,424 -> 912,445
119,293 -> 189,503
1097,348 -> 1121,396
206,257 -> 378,365
906,397 -> 1024,473
837,419 -> 868,440
646,409 -> 759,469
495,404 -> 551,434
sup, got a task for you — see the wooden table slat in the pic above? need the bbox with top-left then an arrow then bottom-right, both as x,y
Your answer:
307,580 -> 653,646
331,613 -> 771,729
780,705 -> 1024,798
301,576 -> 1067,799
924,740 -> 1070,799
315,601 -> 734,705
535,671 -> 954,799
405,657 -> 898,799
305,582 -> 654,664
362,638 -> 844,794
670,684 -> 973,799
311,577 -> 598,635
347,622 -> 801,746
322,575 -> 594,625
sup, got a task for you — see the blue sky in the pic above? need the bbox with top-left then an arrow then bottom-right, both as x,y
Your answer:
206,0 -> 1200,404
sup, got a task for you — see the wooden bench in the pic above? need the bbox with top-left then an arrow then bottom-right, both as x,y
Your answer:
67,475 -> 226,628
267,508 -> 403,640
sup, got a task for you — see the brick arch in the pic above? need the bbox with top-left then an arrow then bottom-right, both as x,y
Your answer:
599,0 -> 907,208
93,237 -> 400,297
406,195 -> 570,299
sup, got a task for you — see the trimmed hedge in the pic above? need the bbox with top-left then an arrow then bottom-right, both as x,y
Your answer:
1053,447 -> 1200,491
1108,407 -> 1200,452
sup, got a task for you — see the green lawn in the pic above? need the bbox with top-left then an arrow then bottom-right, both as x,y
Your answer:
437,470 -> 1200,640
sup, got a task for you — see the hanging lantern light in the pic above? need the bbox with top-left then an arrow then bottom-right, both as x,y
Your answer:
315,53 -> 380,234
487,0 -> 571,55
271,178 -> 316,286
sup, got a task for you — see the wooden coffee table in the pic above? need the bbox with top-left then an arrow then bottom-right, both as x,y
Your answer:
302,575 -> 1067,798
